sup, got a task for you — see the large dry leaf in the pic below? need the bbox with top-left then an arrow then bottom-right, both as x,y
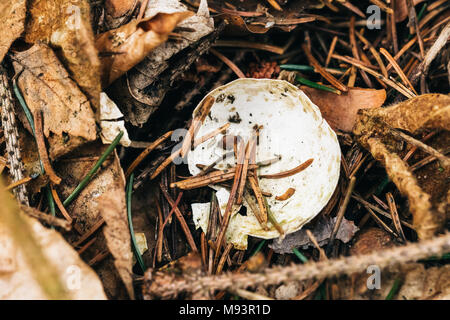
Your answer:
302,87 -> 386,132
25,0 -> 102,109
95,10 -> 193,86
0,199 -> 106,299
0,0 -> 26,64
55,142 -> 133,299
13,44 -> 97,160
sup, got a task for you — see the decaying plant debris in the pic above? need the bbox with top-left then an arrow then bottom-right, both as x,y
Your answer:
0,0 -> 449,301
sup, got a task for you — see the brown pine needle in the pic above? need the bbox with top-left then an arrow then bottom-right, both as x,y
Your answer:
370,0 -> 393,14
379,48 -> 418,95
210,49 -> 246,79
156,192 -> 183,262
327,176 -> 356,252
150,123 -> 230,180
340,1 -> 366,18
236,137 -> 256,205
125,130 -> 173,178
160,184 -> 198,252
325,36 -> 338,67
331,54 -> 415,98
5,176 -> 32,191
266,0 -> 282,11
214,142 -> 245,266
213,40 -> 285,55
73,218 -> 106,247
275,187 -> 296,201
259,158 -> 313,179
355,31 -> 388,78
302,44 -> 348,92
180,96 -> 215,158
50,184 -> 73,224
33,111 -> 61,185
216,243 -> 233,274
386,192 -> 407,242
248,175 -> 269,226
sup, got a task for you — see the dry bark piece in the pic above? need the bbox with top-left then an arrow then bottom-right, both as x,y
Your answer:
13,44 -> 97,160
25,0 -> 102,110
55,142 -> 133,299
354,94 -> 450,239
302,86 -> 386,132
0,0 -> 26,64
95,10 -> 193,86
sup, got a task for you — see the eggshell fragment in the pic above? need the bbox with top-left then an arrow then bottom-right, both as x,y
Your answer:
188,79 -> 341,249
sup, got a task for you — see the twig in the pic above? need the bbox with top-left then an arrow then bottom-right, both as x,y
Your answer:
144,233 -> 450,298
20,205 -> 71,231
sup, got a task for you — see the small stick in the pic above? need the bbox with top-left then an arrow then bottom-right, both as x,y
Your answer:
159,183 -> 198,252
229,288 -> 274,300
125,130 -> 173,178
201,232 -> 207,268
33,111 -> 61,185
259,158 -> 313,179
411,148 -> 450,171
196,151 -> 235,176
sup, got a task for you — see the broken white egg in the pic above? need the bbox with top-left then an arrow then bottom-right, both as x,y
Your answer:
189,79 -> 341,249
100,92 -> 131,147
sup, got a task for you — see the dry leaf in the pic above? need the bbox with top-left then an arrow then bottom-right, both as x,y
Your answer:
269,216 -> 359,254
0,0 -> 26,64
0,185 -> 106,299
25,0 -> 102,109
95,10 -> 193,87
12,44 -> 97,160
107,0 -> 215,126
105,0 -> 139,29
302,86 -> 386,132
55,142 -> 133,299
